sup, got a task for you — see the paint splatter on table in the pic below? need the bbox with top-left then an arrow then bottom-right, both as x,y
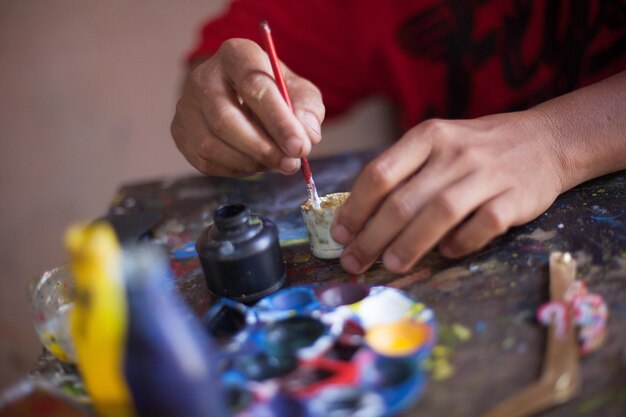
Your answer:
28,150 -> 626,416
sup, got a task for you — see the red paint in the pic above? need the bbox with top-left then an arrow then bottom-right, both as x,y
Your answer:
171,260 -> 200,278
32,394 -> 64,414
287,357 -> 359,396
288,263 -> 328,277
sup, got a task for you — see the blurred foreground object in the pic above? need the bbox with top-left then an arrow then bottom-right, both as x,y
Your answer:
66,222 -> 227,417
0,380 -> 90,417
65,223 -> 135,417
29,265 -> 76,363
483,252 -> 608,417
123,245 -> 228,417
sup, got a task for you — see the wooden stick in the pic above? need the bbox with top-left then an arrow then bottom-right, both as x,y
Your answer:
481,252 -> 581,417
259,20 -> 321,209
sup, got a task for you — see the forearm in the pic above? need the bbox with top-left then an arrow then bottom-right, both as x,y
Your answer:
528,70 -> 626,192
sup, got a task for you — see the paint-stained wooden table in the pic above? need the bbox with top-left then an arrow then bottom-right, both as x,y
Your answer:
30,150 -> 626,417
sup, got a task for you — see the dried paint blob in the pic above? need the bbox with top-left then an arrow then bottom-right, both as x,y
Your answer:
265,316 -> 326,355
255,287 -> 321,321
365,320 -> 430,357
364,356 -> 414,387
315,282 -> 369,308
300,192 -> 350,259
308,387 -> 385,417
301,192 -> 350,210
237,351 -> 297,381
356,288 -> 416,328
269,287 -> 316,310
203,303 -> 248,340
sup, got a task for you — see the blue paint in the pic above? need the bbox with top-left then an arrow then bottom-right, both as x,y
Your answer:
475,321 -> 487,334
269,287 -> 317,310
278,224 -> 307,243
170,242 -> 197,259
590,209 -> 626,230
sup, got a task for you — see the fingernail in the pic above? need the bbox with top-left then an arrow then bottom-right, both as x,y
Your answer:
332,223 -> 351,244
342,253 -> 360,273
302,112 -> 321,136
383,251 -> 402,272
279,158 -> 299,174
285,137 -> 303,156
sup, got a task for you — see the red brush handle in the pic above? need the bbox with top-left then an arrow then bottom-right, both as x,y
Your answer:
259,21 -> 293,111
259,20 -> 314,185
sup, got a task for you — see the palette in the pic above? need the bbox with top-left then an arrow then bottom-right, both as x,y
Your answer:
204,283 -> 436,417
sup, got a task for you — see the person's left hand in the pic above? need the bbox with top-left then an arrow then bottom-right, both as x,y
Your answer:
331,111 -> 567,274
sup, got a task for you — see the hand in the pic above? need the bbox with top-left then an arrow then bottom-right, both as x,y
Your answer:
331,112 -> 566,274
171,38 -> 325,176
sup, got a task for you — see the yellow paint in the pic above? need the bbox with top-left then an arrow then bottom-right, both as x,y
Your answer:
430,357 -> 454,381
239,173 -> 264,182
451,323 -> 472,342
279,238 -> 309,247
406,303 -> 425,319
432,345 -> 450,357
365,319 -> 429,356
293,253 -> 311,264
424,344 -> 456,381
41,332 -> 69,362
66,222 -> 135,417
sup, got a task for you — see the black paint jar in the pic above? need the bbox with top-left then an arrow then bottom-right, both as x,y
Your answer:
196,204 -> 286,303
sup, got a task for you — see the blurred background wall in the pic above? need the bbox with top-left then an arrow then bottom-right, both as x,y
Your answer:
0,0 -> 394,390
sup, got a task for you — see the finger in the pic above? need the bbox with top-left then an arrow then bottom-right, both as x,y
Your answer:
286,72 -> 325,145
201,82 -> 301,175
171,107 -> 266,176
438,189 -> 519,258
172,99 -> 270,175
331,124 -> 435,245
339,154 -> 475,273
172,123 -> 255,176
240,99 -> 302,169
219,39 -> 311,158
382,171 -> 508,273
181,103 -> 269,173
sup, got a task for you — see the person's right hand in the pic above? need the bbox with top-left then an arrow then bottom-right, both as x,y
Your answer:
171,38 -> 325,176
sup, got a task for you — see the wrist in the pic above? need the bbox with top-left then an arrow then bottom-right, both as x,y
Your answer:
524,72 -> 626,192
523,107 -> 579,194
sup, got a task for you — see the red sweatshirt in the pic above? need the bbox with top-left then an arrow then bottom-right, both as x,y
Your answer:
188,0 -> 626,129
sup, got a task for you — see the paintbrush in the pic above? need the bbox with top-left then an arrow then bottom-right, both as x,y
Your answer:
259,20 -> 322,209
481,252 -> 581,417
